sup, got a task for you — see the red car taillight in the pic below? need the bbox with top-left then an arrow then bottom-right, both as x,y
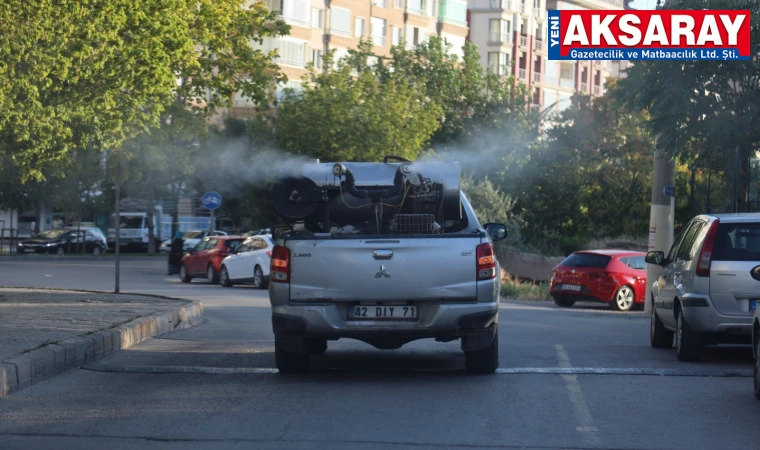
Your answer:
266,251 -> 272,257
270,245 -> 290,283
477,243 -> 497,281
696,219 -> 720,277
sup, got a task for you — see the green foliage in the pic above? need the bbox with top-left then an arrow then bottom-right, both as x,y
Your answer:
460,174 -> 522,248
517,80 -> 654,255
0,0 -> 288,181
275,46 -> 442,162
500,271 -> 550,300
614,0 -> 760,209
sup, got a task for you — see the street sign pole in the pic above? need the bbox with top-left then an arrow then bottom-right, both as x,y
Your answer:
201,191 -> 222,234
115,160 -> 121,294
645,138 -> 675,314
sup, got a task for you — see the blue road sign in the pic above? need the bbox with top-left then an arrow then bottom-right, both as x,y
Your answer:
201,191 -> 222,210
662,186 -> 675,197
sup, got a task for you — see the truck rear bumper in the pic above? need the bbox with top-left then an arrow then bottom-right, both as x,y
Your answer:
271,302 -> 499,351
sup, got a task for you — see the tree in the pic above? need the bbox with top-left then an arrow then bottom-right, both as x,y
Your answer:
614,0 -> 760,211
275,48 -> 442,162
0,0 -> 289,182
460,174 -> 523,249
517,81 -> 655,254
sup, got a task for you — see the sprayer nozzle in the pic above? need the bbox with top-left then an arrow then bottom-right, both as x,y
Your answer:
400,162 -> 412,175
332,163 -> 347,177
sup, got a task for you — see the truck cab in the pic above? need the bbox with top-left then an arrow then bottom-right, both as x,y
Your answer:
107,209 -> 162,251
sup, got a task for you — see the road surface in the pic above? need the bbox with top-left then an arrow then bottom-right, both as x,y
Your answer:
0,256 -> 757,450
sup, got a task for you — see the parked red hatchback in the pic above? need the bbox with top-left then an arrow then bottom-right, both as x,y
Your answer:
550,250 -> 647,311
180,235 -> 245,285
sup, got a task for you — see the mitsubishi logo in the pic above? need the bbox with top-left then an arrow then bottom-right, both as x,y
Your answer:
375,265 -> 391,278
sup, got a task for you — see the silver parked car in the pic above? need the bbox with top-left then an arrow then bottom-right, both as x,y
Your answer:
646,213 -> 760,362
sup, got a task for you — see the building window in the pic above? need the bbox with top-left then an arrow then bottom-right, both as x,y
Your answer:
394,0 -> 403,7
370,17 -> 387,46
372,0 -> 388,7
279,0 -> 310,27
355,17 -> 365,37
391,26 -> 402,46
312,49 -> 322,68
441,32 -> 465,59
311,8 -> 323,28
277,39 -> 307,68
330,6 -> 351,37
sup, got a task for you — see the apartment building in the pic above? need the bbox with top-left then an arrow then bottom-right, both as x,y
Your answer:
227,0 -> 470,118
467,0 -> 632,115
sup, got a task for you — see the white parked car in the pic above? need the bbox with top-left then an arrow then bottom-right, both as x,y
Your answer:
159,230 -> 228,253
219,235 -> 274,289
754,306 -> 760,400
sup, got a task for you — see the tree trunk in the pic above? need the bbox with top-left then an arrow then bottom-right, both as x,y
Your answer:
171,183 -> 181,238
740,145 -> 751,212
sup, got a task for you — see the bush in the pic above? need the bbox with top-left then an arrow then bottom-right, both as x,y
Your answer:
584,235 -> 647,252
499,268 -> 551,301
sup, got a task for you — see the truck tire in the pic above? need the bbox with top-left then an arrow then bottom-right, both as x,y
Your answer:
305,338 -> 328,355
465,328 -> 499,374
676,307 -> 703,362
275,336 -> 310,374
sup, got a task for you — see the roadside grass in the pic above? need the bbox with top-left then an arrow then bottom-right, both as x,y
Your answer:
500,269 -> 551,301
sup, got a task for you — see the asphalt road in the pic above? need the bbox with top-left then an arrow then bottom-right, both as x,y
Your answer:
0,255 -> 758,450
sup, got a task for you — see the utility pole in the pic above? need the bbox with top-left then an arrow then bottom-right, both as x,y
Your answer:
645,138 -> 675,314
115,160 -> 121,294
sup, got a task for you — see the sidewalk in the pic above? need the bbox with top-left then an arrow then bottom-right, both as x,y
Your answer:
0,288 -> 203,398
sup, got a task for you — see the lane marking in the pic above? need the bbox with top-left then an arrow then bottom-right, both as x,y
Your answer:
81,365 -> 754,377
556,345 -> 601,447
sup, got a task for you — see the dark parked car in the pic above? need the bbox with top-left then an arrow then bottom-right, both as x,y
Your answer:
550,250 -> 648,311
17,228 -> 108,255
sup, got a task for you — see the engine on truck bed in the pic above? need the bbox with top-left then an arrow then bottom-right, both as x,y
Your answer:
270,158 -> 462,235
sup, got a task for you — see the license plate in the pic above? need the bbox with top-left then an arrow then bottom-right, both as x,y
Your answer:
750,300 -> 757,313
560,284 -> 582,292
350,305 -> 418,320
23,248 -> 34,253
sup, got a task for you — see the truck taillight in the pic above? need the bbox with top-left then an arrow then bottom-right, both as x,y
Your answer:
477,243 -> 497,281
271,245 -> 290,283
696,219 -> 720,277
266,251 -> 272,257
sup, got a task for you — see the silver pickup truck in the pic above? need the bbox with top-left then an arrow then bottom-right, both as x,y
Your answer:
268,159 -> 507,374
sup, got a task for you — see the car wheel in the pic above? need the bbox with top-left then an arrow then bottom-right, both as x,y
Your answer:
754,333 -> 760,400
92,246 -> 102,255
253,265 -> 269,290
220,266 -> 233,287
207,264 -> 219,285
611,286 -> 635,311
179,265 -> 191,283
650,295 -> 674,349
56,247 -> 64,255
465,327 -> 499,374
552,296 -> 575,308
676,306 -> 703,362
275,335 -> 310,374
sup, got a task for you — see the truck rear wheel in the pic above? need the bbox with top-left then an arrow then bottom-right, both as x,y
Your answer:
464,329 -> 499,374
275,336 -> 310,374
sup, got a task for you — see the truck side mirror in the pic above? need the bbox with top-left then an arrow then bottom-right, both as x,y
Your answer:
484,223 -> 508,242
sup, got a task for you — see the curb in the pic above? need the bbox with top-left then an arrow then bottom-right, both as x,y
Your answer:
0,299 -> 203,398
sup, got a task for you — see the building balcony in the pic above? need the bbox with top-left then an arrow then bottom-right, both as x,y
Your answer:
534,8 -> 542,18
330,28 -> 352,37
534,39 -> 543,51
267,0 -> 310,28
489,0 -> 513,9
489,30 -> 513,43
408,7 -> 427,16
278,57 -> 306,68
581,82 -> 588,91
518,68 -> 527,79
519,36 -> 528,47
533,72 -> 541,82
439,0 -> 468,26
560,78 -> 575,89
545,75 -> 558,85
373,35 -> 387,46
373,0 -> 388,7
593,85 -> 601,95
520,3 -> 526,13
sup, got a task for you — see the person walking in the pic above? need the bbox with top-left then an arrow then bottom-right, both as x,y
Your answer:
167,231 -> 185,275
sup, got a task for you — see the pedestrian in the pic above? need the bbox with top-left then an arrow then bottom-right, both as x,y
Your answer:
168,231 -> 184,275
52,216 -> 63,229
30,220 -> 36,235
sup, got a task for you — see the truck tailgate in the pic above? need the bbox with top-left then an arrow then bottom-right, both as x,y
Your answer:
287,237 -> 483,301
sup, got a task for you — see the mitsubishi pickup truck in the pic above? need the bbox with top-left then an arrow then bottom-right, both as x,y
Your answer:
267,158 -> 507,374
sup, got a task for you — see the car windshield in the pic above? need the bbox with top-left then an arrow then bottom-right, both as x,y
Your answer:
713,223 -> 760,261
35,230 -> 68,239
560,253 -> 612,269
182,231 -> 203,239
118,216 -> 143,228
224,239 -> 244,249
